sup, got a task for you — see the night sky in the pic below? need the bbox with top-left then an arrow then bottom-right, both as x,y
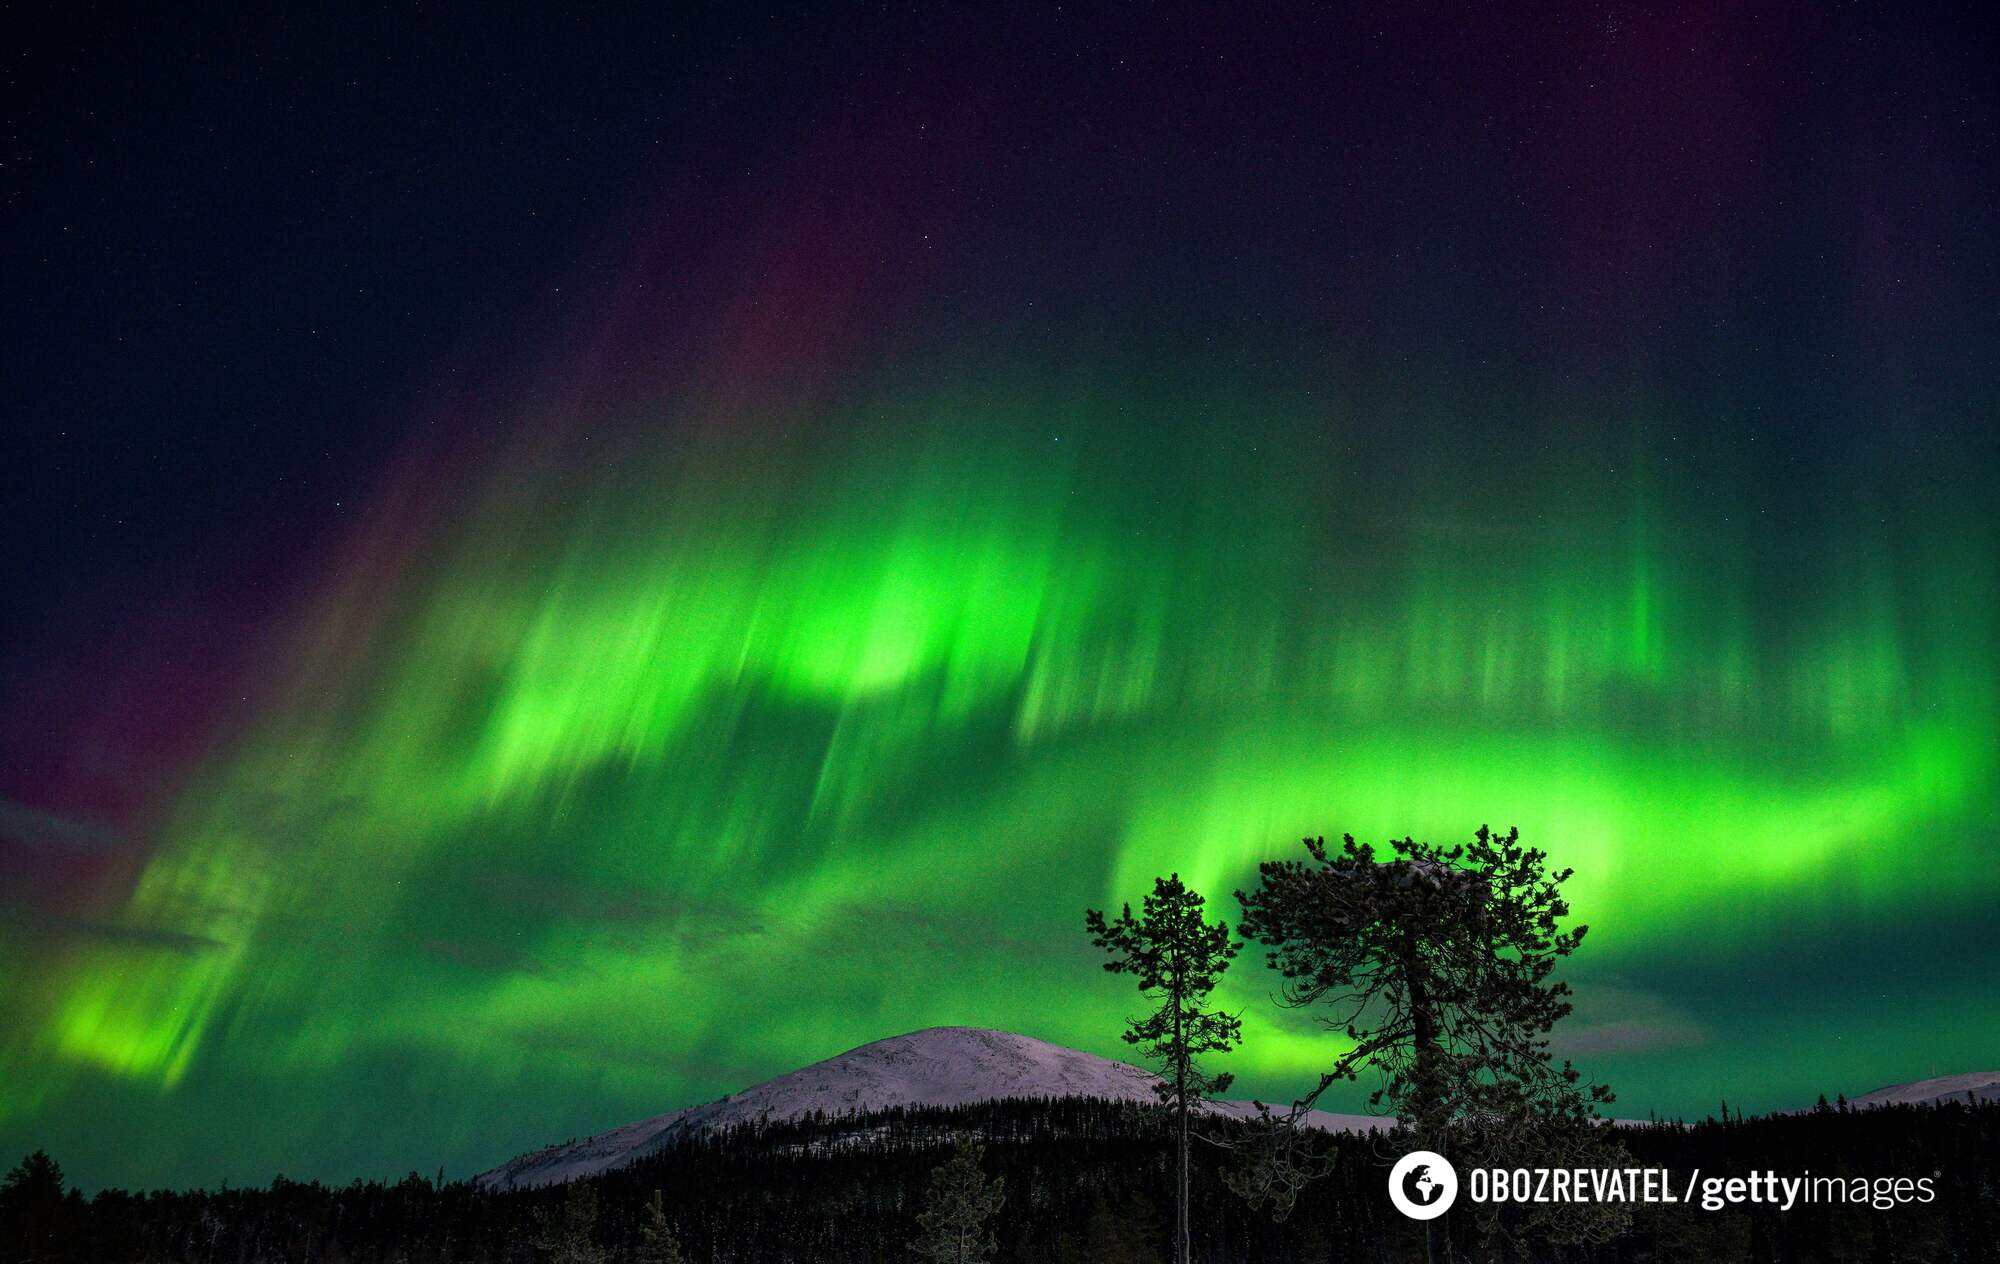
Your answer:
4,5 -> 1996,1192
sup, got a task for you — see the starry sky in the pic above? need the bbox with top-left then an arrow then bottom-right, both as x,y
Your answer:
3,5 -> 1996,1191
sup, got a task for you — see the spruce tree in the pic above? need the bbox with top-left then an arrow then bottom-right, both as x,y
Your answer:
1086,873 -> 1242,1264
911,1134 -> 1005,1263
634,1189 -> 686,1264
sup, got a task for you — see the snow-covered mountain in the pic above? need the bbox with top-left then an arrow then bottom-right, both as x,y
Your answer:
478,1026 -> 1385,1189
478,1025 -> 1999,1189
1846,1071 -> 2000,1109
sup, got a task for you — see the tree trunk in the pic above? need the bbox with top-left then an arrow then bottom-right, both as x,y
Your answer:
1174,972 -> 1190,1264
1402,924 -> 1450,1264
1402,930 -> 1438,1129
1179,1095 -> 1190,1264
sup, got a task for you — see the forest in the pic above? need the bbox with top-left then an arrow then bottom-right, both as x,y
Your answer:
5,1095 -> 1995,1263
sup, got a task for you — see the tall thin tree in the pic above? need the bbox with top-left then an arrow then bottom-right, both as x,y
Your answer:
1087,873 -> 1242,1264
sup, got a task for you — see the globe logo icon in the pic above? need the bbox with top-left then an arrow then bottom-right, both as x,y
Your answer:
1404,1163 -> 1444,1206
1388,1150 -> 1458,1220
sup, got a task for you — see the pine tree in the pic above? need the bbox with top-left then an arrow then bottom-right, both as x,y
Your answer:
1086,873 -> 1241,1264
1236,827 -> 1624,1259
911,1134 -> 1005,1263
634,1189 -> 686,1264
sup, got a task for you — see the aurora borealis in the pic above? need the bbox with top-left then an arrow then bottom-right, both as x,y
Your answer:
5,6 -> 1996,1191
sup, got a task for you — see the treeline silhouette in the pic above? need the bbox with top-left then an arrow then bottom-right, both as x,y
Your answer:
5,1096 -> 1994,1262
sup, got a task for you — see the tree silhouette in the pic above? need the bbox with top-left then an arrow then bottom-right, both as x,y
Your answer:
1087,873 -> 1241,1264
1237,827 -> 1622,1259
911,1134 -> 1005,1263
0,1150 -> 71,1262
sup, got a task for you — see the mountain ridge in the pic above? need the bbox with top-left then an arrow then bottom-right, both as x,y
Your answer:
477,1026 -> 1995,1189
478,1026 -> 1387,1189
1845,1070 -> 2000,1109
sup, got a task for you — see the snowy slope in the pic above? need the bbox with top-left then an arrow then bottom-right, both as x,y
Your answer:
477,1026 -> 2000,1189
478,1026 -> 1385,1188
1846,1071 -> 2000,1109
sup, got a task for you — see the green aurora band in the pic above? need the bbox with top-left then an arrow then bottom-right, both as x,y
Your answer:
6,345 -> 1996,1187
